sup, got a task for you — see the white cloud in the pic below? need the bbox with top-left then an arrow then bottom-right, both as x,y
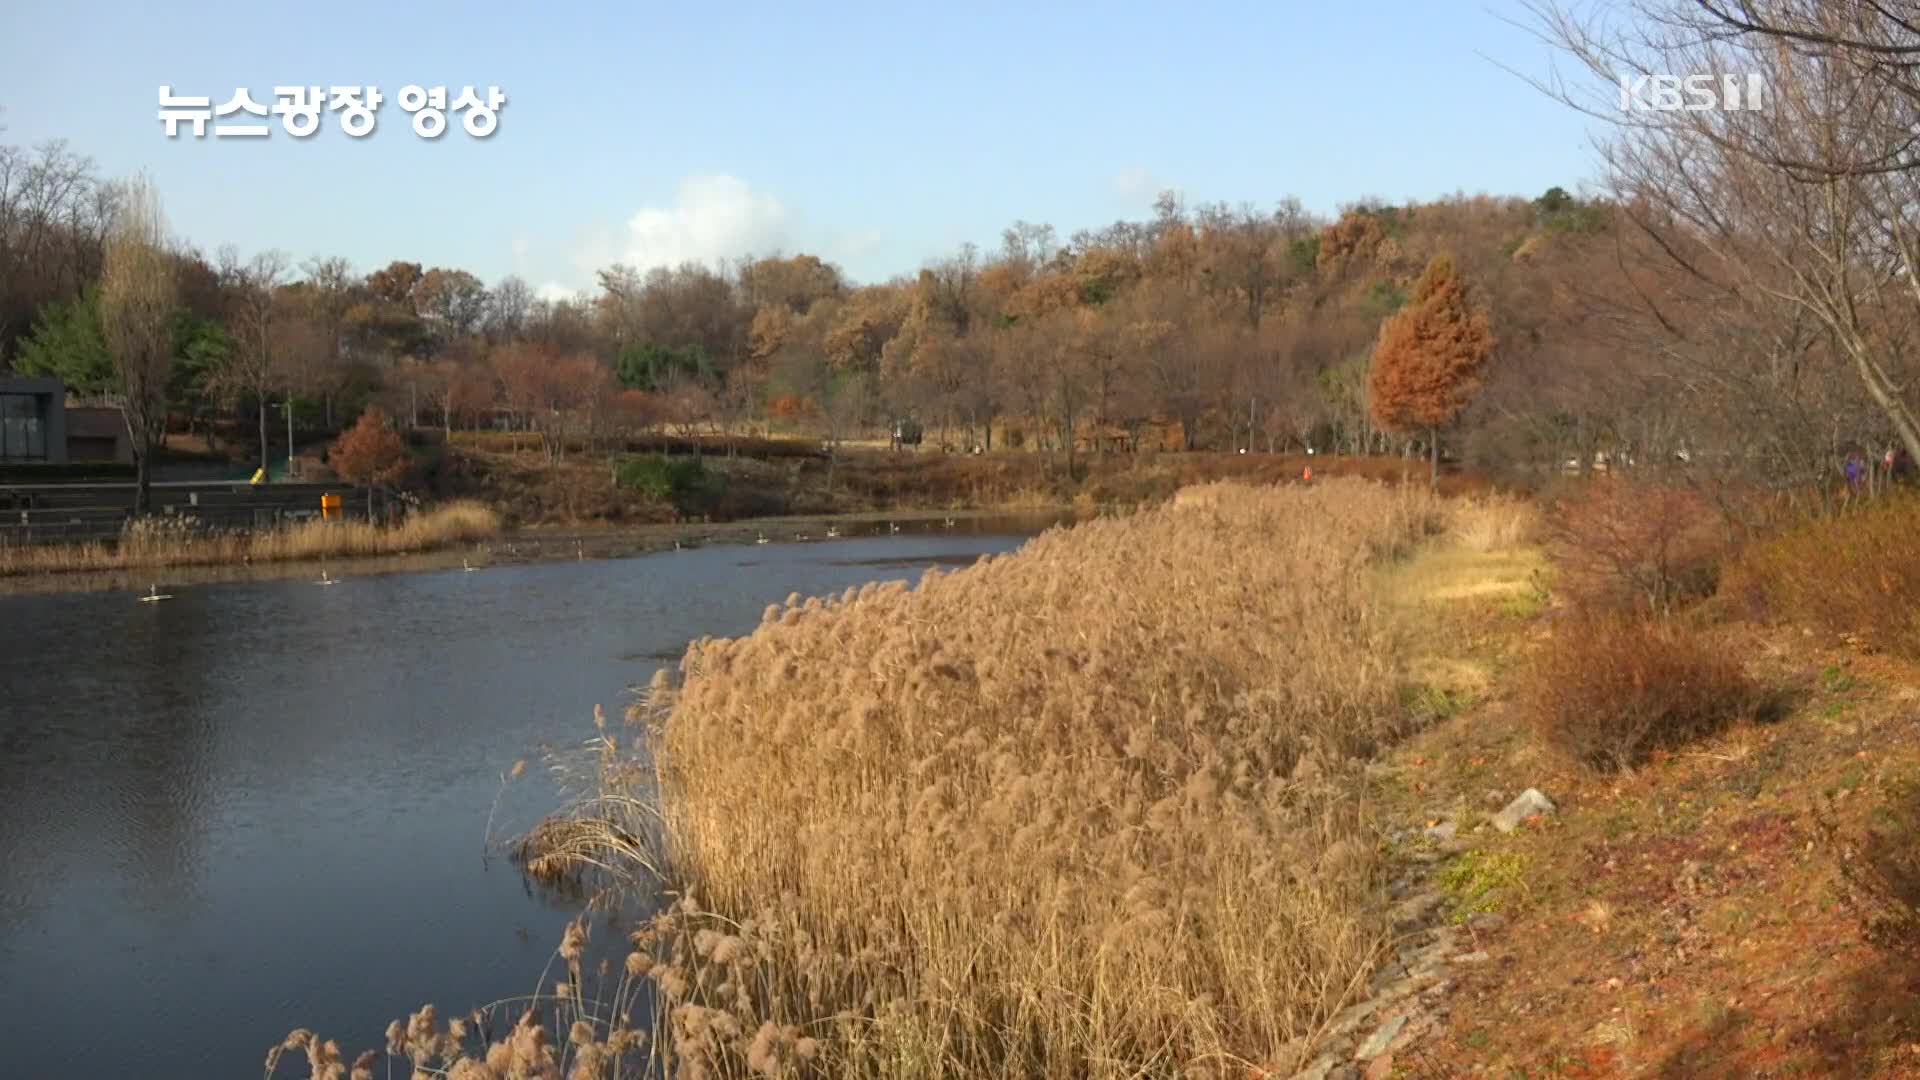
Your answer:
608,174 -> 791,274
838,227 -> 885,261
540,175 -> 884,291
1112,166 -> 1164,204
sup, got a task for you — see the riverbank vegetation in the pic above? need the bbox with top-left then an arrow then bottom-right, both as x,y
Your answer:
269,461 -> 1920,1075
445,438 -> 1490,527
274,479 -> 1533,1078
0,498 -> 497,577
632,479 -> 1436,1075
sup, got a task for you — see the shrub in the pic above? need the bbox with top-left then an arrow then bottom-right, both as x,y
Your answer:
327,406 -> 412,486
1522,613 -> 1757,771
1546,477 -> 1727,616
615,453 -> 723,517
1724,495 -> 1920,658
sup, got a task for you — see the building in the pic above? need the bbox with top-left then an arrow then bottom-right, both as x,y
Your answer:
0,376 -> 68,463
0,376 -> 136,465
65,405 -> 133,462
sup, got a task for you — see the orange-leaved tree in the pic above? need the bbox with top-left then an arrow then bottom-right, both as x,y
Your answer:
327,406 -> 411,487
1367,254 -> 1495,485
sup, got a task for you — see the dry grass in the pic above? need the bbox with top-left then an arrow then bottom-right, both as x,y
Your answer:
0,500 -> 499,577
1446,492 -> 1538,552
525,478 -> 1446,1078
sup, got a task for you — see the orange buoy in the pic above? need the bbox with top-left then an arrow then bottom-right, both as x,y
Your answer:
1302,465 -> 1312,482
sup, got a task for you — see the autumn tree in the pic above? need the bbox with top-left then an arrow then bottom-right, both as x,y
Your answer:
1367,254 -> 1495,484
99,175 -> 177,515
327,405 -> 410,486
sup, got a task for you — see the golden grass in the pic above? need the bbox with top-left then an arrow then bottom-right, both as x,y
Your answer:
514,478 -> 1448,1078
0,500 -> 500,577
1446,491 -> 1538,552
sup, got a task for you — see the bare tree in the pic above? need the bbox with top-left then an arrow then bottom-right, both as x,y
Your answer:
486,275 -> 533,340
297,254 -> 354,424
1527,0 -> 1920,474
216,247 -> 291,473
99,175 -> 176,514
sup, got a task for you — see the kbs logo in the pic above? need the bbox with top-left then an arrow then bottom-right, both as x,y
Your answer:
1618,73 -> 1767,112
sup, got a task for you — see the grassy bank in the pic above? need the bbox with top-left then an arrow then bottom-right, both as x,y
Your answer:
0,499 -> 499,578
283,479 -> 1526,1079
279,479 -> 1920,1076
442,441 -> 1489,527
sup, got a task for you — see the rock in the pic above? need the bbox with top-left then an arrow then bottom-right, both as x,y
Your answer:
1453,950 -> 1492,964
1354,1012 -> 1412,1060
1367,963 -> 1408,994
1389,1011 -> 1440,1052
1291,1053 -> 1340,1080
1493,788 -> 1556,833
1466,911 -> 1507,933
1327,998 -> 1377,1038
1363,1053 -> 1396,1080
1485,788 -> 1506,807
1391,890 -> 1445,927
1424,819 -> 1458,843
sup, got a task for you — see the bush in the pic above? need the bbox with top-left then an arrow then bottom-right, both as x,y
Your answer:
1546,477 -> 1727,616
1724,495 -> 1920,658
327,406 -> 412,486
615,453 -> 723,517
1523,613 -> 1757,771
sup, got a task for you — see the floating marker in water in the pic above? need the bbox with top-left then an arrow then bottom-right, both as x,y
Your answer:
139,583 -> 173,603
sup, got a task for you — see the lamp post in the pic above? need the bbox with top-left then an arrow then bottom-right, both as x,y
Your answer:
273,400 -> 295,481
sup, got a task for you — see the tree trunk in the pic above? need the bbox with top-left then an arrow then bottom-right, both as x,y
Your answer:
258,398 -> 269,475
134,444 -> 153,516
1429,426 -> 1439,488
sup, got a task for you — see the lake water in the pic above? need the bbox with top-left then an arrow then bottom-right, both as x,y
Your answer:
0,526 -> 1040,1078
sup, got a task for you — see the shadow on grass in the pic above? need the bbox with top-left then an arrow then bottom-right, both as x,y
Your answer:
1649,954 -> 1920,1078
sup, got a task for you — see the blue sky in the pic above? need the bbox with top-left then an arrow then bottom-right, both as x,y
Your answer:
0,1 -> 1601,296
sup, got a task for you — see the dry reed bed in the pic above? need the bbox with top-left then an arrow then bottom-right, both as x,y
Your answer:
634,478 -> 1443,1077
279,480 -> 1463,1080
0,500 -> 500,577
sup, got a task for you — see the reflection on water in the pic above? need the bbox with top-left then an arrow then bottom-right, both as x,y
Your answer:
0,530 -> 1034,1079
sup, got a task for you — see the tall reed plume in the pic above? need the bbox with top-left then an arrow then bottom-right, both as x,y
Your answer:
282,479 -> 1447,1079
